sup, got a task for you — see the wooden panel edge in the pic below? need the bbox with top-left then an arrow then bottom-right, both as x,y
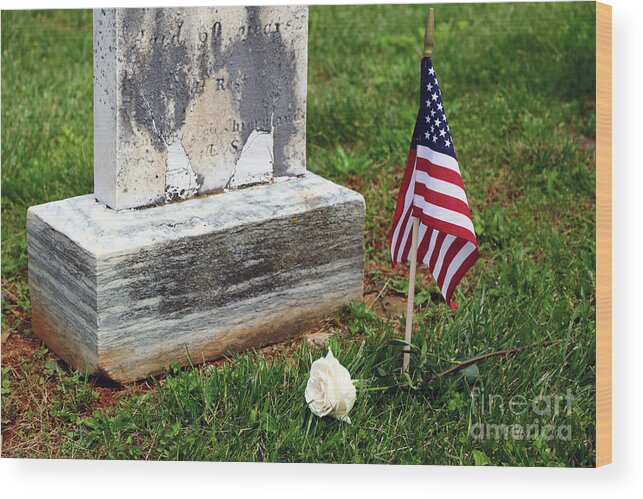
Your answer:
595,1 -> 612,468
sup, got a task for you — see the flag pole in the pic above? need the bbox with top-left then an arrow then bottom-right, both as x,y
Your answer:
403,8 -> 434,373
424,7 -> 435,59
403,217 -> 420,371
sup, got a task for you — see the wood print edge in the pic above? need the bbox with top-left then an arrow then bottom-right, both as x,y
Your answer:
595,0 -> 612,468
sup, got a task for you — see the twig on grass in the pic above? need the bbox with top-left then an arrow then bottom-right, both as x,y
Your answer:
428,339 -> 562,382
366,277 -> 391,312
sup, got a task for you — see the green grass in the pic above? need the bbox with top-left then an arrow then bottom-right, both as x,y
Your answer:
1,3 -> 596,465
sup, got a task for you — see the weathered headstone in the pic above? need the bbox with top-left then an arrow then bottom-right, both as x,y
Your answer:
94,6 -> 308,210
27,6 -> 365,382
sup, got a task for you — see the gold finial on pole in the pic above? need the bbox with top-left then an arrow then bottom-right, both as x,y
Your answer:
423,7 -> 435,58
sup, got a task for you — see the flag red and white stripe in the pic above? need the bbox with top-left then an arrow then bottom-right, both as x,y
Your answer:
389,57 -> 479,309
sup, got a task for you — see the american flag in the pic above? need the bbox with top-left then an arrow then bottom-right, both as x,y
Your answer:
389,57 -> 479,309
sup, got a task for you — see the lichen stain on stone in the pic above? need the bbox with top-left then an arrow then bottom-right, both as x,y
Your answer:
116,6 -> 305,204
228,6 -> 299,177
165,139 -> 202,202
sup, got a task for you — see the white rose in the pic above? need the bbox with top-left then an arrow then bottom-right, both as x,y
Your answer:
305,349 -> 356,423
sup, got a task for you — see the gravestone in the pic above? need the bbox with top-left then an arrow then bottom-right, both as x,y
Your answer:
27,6 -> 365,383
94,6 -> 308,210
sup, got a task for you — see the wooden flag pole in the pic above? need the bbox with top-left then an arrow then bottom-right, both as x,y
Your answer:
403,217 -> 420,371
403,8 -> 434,372
424,7 -> 435,59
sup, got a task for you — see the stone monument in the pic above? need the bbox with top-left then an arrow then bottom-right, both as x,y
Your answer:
27,6 -> 365,383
